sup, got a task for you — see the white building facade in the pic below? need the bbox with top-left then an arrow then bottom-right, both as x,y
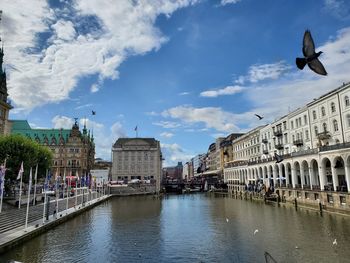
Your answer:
111,138 -> 162,193
225,83 -> 350,211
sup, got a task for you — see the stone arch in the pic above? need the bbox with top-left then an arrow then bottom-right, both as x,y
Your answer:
321,157 -> 333,191
332,156 -> 346,192
310,159 -> 320,189
294,161 -> 302,187
279,163 -> 286,187
301,160 -> 310,188
285,162 -> 292,187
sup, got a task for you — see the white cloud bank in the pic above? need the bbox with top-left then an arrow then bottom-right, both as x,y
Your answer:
2,0 -> 200,111
200,85 -> 244,97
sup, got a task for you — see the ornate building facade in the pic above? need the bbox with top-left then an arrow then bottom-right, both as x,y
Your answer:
0,44 -> 13,135
11,119 -> 95,177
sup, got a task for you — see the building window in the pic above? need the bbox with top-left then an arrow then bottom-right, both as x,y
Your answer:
321,106 -> 326,117
313,110 -> 317,120
331,102 -> 336,113
304,115 -> 307,125
314,126 -> 318,136
333,120 -> 339,132
314,193 -> 319,200
305,130 -> 309,140
327,194 -> 334,204
323,123 -> 327,132
340,196 -> 346,205
347,114 -> 350,127
345,96 -> 350,107
291,121 -> 294,129
283,121 -> 287,130
292,135 -> 295,141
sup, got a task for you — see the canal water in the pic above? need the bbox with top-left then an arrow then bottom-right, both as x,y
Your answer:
1,194 -> 350,263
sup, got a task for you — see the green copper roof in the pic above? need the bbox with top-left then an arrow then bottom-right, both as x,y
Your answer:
11,120 -> 71,144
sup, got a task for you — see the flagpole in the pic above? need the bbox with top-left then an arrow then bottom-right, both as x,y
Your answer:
18,167 -> 23,209
0,158 -> 7,213
66,177 -> 70,214
75,174 -> 78,208
25,167 -> 33,229
55,174 -> 59,218
33,164 -> 38,206
42,169 -> 48,224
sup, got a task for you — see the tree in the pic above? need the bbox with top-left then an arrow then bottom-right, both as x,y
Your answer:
0,134 -> 53,182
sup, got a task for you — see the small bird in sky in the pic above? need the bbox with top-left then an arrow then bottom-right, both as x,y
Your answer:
254,229 -> 259,235
92,110 -> 96,115
226,218 -> 229,223
274,152 -> 284,163
255,114 -> 264,120
333,239 -> 337,246
296,30 -> 327,76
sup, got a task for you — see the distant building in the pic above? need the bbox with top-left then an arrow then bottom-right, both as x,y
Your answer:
11,119 -> 95,177
111,138 -> 162,193
94,158 -> 112,170
162,162 -> 183,181
0,43 -> 13,135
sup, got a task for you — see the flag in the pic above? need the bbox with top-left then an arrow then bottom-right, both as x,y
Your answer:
134,125 -> 137,131
0,164 -> 6,195
17,162 -> 24,180
44,171 -> 52,191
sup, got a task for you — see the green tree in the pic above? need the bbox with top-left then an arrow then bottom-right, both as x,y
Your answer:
0,134 -> 53,182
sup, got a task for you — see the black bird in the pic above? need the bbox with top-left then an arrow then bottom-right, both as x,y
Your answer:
92,110 -> 96,115
296,30 -> 327,76
255,114 -> 264,120
274,152 -> 283,164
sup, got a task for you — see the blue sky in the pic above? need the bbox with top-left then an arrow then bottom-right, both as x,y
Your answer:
2,0 -> 350,166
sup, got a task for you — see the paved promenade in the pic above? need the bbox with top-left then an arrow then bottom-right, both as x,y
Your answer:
0,190 -> 109,254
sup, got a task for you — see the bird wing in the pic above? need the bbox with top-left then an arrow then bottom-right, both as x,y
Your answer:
308,58 -> 327,76
255,114 -> 263,119
303,30 -> 315,57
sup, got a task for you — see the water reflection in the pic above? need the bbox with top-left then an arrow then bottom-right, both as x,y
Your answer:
0,194 -> 349,263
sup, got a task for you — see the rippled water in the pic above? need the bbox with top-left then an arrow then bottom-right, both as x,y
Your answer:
1,194 -> 350,263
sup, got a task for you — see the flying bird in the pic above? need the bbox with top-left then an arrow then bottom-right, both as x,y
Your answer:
255,114 -> 264,120
296,30 -> 327,76
333,239 -> 337,246
274,152 -> 284,163
254,229 -> 259,235
92,110 -> 96,115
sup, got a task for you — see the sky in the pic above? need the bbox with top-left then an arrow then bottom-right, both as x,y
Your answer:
1,0 -> 350,166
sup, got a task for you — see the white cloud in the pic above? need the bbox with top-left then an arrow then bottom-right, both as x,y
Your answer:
160,132 -> 174,138
153,120 -> 181,128
200,85 -> 244,97
2,0 -> 200,111
235,61 -> 291,84
220,0 -> 241,6
90,84 -> 99,93
179,91 -> 190,96
75,103 -> 93,110
162,105 -> 240,132
161,143 -> 194,167
52,115 -> 75,129
145,111 -> 158,116
323,0 -> 350,20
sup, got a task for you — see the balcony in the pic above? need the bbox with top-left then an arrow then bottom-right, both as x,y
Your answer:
262,138 -> 268,144
275,143 -> 283,150
293,139 -> 303,146
263,149 -> 269,154
317,131 -> 331,140
274,129 -> 283,137
319,142 -> 350,152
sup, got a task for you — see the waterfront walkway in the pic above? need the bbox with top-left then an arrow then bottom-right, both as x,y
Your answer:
0,191 -> 110,254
